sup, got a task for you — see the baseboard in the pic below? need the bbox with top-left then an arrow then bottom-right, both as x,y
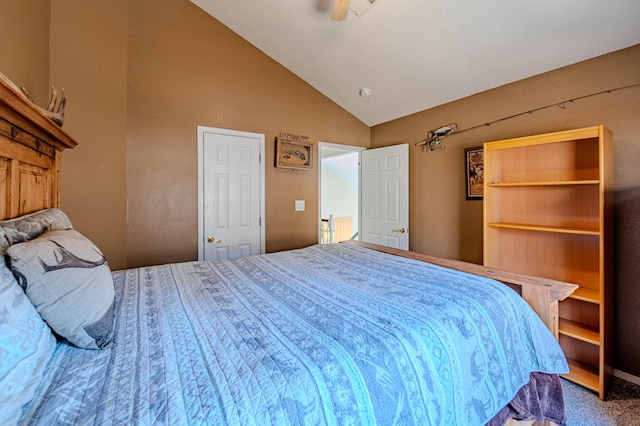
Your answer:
614,369 -> 640,386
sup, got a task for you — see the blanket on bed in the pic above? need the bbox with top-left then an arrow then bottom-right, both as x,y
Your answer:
20,243 -> 567,425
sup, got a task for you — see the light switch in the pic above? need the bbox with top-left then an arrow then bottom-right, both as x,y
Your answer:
295,200 -> 305,211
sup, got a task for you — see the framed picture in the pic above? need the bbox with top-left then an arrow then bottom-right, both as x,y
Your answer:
465,146 -> 484,200
275,138 -> 313,170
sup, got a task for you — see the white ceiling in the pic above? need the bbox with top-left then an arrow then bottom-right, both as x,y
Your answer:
190,0 -> 640,126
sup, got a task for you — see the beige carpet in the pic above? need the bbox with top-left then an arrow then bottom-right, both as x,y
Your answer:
562,377 -> 640,425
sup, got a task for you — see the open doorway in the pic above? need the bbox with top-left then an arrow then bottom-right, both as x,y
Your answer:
318,142 -> 364,244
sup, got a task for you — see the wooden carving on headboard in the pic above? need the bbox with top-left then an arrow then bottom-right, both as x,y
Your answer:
0,76 -> 77,220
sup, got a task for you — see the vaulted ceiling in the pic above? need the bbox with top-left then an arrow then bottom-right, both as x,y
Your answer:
191,0 -> 640,126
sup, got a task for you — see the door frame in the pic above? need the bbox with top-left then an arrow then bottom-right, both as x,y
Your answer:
197,126 -> 265,260
318,142 -> 366,243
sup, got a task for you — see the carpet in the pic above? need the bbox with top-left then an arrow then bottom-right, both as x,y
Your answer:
562,377 -> 640,425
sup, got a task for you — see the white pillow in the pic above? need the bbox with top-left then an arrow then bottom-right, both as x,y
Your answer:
7,229 -> 115,350
0,263 -> 56,425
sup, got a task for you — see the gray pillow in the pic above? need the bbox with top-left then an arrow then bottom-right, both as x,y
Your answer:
7,229 -> 115,349
0,208 -> 73,255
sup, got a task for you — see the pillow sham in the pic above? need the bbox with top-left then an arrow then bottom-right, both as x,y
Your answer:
0,261 -> 56,425
0,208 -> 73,255
7,229 -> 115,350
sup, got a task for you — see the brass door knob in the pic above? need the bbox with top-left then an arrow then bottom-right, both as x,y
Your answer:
207,236 -> 222,243
392,227 -> 407,233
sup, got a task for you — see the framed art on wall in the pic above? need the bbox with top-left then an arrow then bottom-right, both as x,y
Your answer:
275,137 -> 313,170
465,146 -> 484,199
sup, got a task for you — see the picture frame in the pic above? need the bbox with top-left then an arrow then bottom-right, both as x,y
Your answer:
275,137 -> 313,170
465,146 -> 484,200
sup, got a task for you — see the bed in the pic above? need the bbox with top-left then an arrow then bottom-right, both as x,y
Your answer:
0,76 -> 577,425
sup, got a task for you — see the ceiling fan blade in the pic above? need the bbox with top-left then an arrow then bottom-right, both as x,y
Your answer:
331,0 -> 351,21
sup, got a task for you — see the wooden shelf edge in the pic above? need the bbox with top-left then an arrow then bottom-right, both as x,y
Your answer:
486,222 -> 600,236
568,287 -> 601,304
562,359 -> 600,393
487,180 -> 600,187
483,126 -> 602,150
558,318 -> 600,345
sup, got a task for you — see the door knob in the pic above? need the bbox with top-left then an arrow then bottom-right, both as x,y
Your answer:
392,227 -> 407,233
207,236 -> 222,243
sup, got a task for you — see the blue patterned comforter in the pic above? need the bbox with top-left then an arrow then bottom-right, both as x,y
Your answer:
20,243 -> 568,425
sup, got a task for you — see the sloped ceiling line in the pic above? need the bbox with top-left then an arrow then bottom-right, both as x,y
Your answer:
190,0 -> 640,126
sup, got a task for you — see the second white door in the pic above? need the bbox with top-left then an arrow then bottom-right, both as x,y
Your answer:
198,127 -> 264,260
360,144 -> 409,250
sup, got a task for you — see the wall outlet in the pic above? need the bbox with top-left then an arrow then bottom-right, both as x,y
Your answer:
295,200 -> 305,211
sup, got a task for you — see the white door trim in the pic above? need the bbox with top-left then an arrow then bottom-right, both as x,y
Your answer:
318,142 -> 366,243
197,126 -> 265,260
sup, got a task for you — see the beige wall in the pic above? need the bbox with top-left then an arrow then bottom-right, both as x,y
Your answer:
125,0 -> 369,267
50,0 -> 129,271
0,0 -> 50,106
372,44 -> 640,376
0,0 -> 129,270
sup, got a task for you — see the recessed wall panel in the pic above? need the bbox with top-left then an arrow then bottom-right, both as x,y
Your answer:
216,174 -> 229,228
368,179 -> 380,220
367,233 -> 380,244
238,174 -> 251,228
215,246 -> 229,260
238,146 -> 251,165
215,144 -> 229,164
367,157 -> 381,172
386,177 -> 399,222
239,243 -> 252,258
386,154 -> 400,170
385,235 -> 400,249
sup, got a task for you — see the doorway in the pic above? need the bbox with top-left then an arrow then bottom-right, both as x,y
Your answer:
318,142 -> 364,244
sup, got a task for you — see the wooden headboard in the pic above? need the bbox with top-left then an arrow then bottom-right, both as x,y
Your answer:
0,77 -> 77,220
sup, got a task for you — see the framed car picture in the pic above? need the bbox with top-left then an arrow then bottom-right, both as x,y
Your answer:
275,138 -> 313,170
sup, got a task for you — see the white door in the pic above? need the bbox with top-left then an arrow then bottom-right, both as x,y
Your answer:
360,143 -> 409,249
198,127 -> 265,260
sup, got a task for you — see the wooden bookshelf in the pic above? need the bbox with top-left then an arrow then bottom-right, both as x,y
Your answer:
483,126 -> 613,400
